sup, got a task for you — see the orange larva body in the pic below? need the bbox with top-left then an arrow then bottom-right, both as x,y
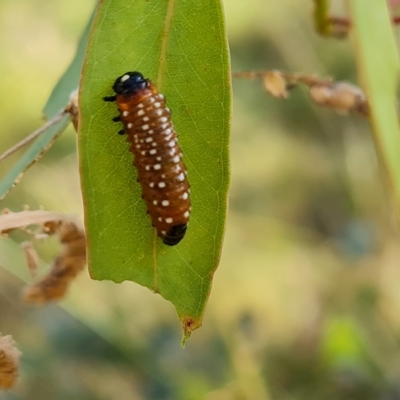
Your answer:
104,72 -> 190,246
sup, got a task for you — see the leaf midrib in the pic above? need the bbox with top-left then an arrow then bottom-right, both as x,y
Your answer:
153,0 -> 177,292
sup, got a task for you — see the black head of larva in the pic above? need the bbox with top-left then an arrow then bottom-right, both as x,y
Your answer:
112,71 -> 149,96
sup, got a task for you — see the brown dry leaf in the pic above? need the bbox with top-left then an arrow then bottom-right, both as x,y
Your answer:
262,71 -> 288,98
22,220 -> 86,304
234,69 -> 369,116
21,241 -> 39,277
0,209 -> 86,303
309,82 -> 368,115
0,334 -> 21,389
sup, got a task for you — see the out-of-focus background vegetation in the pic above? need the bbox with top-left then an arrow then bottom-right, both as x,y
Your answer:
1,0 -> 400,399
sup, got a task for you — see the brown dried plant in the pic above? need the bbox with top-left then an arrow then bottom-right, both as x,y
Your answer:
233,70 -> 369,116
0,334 -> 21,389
0,210 -> 86,304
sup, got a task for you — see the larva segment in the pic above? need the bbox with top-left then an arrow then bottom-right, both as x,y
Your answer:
104,72 -> 190,246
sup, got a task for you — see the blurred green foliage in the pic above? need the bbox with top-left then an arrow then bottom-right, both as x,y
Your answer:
1,0 -> 400,399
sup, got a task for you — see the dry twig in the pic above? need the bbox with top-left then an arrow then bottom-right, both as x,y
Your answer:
0,89 -> 79,164
233,70 -> 369,116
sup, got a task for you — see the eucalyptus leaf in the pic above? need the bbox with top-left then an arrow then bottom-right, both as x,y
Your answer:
348,0 -> 400,217
79,0 -> 231,337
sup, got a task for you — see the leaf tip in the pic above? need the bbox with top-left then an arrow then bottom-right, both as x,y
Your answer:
180,316 -> 202,346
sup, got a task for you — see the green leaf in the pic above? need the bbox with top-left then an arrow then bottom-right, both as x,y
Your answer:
79,0 -> 231,337
321,316 -> 367,366
44,12 -> 93,119
0,14 -> 93,200
313,0 -> 331,36
347,1 -> 400,215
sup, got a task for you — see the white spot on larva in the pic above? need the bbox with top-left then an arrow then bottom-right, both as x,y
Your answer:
164,134 -> 173,141
154,102 -> 161,108
172,155 -> 180,163
162,200 -> 170,206
156,156 -> 162,161
158,182 -> 166,188
177,173 -> 185,181
161,230 -> 167,235
122,111 -> 129,117
120,74 -> 130,82
164,128 -> 172,135
160,117 -> 168,123
145,165 -> 151,171
142,124 -> 150,130
148,97 -> 155,103
181,192 -> 189,200
135,144 -> 141,149
151,142 -> 157,147
149,182 -> 155,188
137,103 -> 144,108
145,137 -> 153,143
141,151 -> 146,156
127,123 -> 133,129
158,217 -> 163,222
153,200 -> 158,205
161,123 -> 168,129
137,109 -> 145,116
143,116 -> 149,122
168,140 -> 175,147
158,94 -> 165,100
149,149 -> 157,155
165,107 -> 171,114
184,211 -> 190,218
154,164 -> 161,170
165,217 -> 173,224
155,109 -> 163,116
169,148 -> 176,156
161,174 -> 166,179
148,130 -> 154,134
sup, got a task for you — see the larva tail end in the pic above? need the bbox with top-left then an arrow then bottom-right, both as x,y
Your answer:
163,223 -> 187,246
